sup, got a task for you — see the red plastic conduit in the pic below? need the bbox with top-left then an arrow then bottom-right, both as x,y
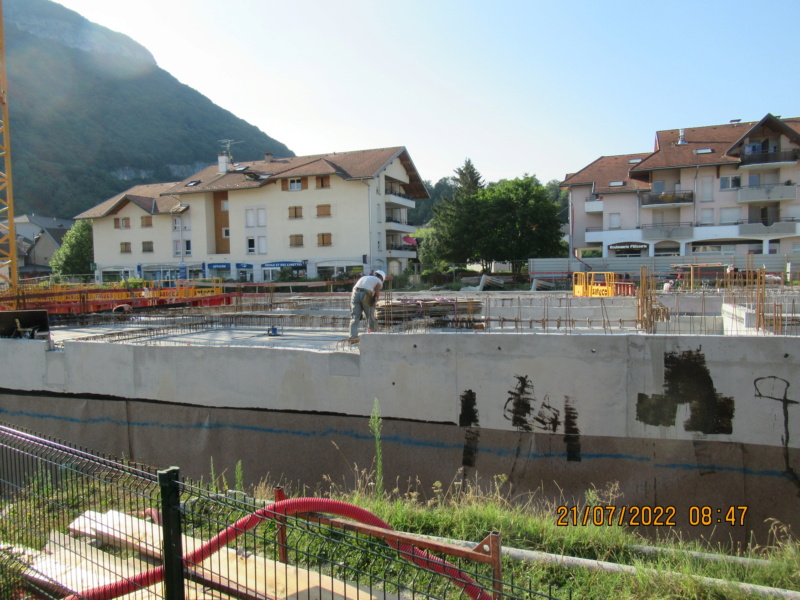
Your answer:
64,497 -> 490,600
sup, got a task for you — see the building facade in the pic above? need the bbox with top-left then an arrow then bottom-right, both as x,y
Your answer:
77,147 -> 427,282
563,114 -> 800,258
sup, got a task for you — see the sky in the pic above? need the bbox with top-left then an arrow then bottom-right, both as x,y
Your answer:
52,0 -> 800,186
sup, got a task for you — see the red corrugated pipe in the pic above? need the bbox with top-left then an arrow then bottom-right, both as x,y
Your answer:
64,497 -> 490,600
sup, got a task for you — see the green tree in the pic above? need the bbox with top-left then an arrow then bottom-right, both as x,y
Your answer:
472,177 -> 567,276
409,177 -> 456,225
545,179 -> 569,223
421,159 -> 486,267
50,219 -> 94,276
452,158 -> 484,198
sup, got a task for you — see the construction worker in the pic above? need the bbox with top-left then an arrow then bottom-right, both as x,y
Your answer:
349,270 -> 385,339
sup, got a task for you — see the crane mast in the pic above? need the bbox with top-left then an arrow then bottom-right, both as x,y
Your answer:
0,0 -> 18,292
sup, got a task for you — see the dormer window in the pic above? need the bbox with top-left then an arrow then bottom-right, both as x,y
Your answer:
609,181 -> 624,187
694,148 -> 713,155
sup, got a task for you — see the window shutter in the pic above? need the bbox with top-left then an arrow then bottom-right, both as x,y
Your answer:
282,179 -> 289,192
301,177 -> 308,190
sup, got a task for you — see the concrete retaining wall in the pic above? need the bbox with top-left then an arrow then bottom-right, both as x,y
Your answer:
2,333 -> 800,543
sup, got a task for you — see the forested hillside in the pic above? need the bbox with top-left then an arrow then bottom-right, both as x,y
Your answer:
4,0 -> 293,218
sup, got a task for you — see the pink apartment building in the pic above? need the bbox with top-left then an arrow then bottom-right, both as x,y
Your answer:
563,113 -> 800,258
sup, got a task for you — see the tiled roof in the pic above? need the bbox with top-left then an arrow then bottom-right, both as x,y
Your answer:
75,182 -> 181,219
630,122 -> 751,172
164,147 -> 429,199
561,153 -> 653,194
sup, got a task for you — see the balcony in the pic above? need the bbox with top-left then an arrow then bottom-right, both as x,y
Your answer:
385,243 -> 417,258
736,184 -> 797,204
738,218 -> 799,236
384,215 -> 416,233
640,190 -> 694,207
584,197 -> 603,213
641,222 -> 694,240
739,149 -> 799,167
384,184 -> 415,208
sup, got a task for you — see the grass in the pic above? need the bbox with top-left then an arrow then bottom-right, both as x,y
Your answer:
284,469 -> 800,600
3,458 -> 800,600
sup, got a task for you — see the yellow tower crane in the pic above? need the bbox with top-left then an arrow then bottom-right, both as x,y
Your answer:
0,0 -> 18,294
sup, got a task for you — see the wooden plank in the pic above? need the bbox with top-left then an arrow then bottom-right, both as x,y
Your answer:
71,510 -> 383,600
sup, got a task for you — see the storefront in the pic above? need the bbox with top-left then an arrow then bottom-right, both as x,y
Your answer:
207,263 -> 231,280
261,261 -> 306,281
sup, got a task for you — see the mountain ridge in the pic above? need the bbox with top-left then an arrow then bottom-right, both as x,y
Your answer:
4,0 -> 295,219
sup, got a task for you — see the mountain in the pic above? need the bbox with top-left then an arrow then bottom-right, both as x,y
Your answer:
3,0 -> 294,219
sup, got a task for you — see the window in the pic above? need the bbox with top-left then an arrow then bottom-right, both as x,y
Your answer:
246,237 -> 256,254
222,227 -> 230,238
720,176 -> 741,190
317,233 -> 332,247
609,213 -> 621,229
258,236 -> 267,254
173,218 -> 180,230
317,204 -> 332,217
257,208 -> 266,227
289,234 -> 304,247
221,200 -> 229,211
289,206 -> 303,219
652,181 -> 665,194
701,176 -> 714,201
114,217 -> 130,229
120,242 -> 132,253
700,208 -> 714,224
316,175 -> 331,189
184,240 -> 192,256
748,173 -> 761,187
173,240 -> 181,256
142,241 -> 154,253
289,178 -> 302,191
141,216 -> 152,228
720,207 -> 741,223
246,208 -> 256,227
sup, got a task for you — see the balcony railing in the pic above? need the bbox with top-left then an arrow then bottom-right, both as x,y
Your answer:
641,221 -> 694,240
738,217 -> 799,236
386,243 -> 417,251
737,184 -> 797,203
385,215 -> 410,225
739,149 -> 799,166
640,190 -> 694,206
384,185 -> 411,199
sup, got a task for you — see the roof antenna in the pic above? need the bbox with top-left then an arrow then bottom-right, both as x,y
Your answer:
218,139 -> 243,159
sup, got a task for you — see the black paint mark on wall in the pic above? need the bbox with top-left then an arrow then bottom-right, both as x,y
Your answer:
462,429 -> 481,468
459,389 -> 481,468
563,397 -> 581,461
754,377 -> 800,494
504,375 -> 534,431
459,389 -> 480,427
636,348 -> 734,434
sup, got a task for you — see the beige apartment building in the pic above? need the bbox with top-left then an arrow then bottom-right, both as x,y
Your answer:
563,114 -> 800,258
77,147 -> 426,282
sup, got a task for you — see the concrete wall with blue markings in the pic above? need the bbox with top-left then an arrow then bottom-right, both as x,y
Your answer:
1,332 -> 800,542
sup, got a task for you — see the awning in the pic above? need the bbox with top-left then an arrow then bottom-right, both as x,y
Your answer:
402,235 -> 418,245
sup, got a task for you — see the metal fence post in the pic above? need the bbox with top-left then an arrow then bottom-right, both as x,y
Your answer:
158,466 -> 185,600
